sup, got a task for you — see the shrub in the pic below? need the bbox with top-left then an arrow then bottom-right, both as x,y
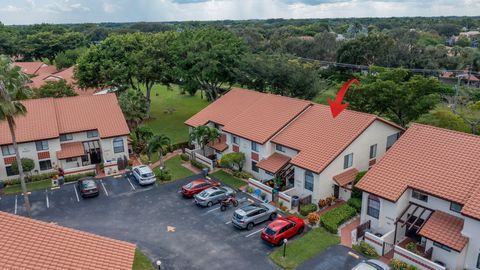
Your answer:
299,203 -> 318,216
326,196 -> 336,206
260,192 -> 267,200
4,172 -> 58,186
232,171 -> 254,179
10,158 -> 35,175
191,160 -> 207,170
170,141 -> 189,151
307,212 -> 320,225
64,172 -> 96,183
180,153 -> 190,161
348,197 -> 362,213
219,152 -> 245,171
246,186 -> 254,193
405,242 -> 421,255
156,169 -> 172,181
351,171 -> 367,199
318,199 -> 327,208
352,241 -> 379,259
389,259 -> 419,270
320,204 -> 356,233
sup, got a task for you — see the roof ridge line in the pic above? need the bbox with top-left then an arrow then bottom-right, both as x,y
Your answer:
411,122 -> 480,139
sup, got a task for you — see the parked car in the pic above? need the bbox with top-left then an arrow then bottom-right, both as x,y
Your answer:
261,216 -> 305,245
132,165 -> 156,186
232,203 -> 277,230
77,178 -> 99,198
352,260 -> 390,270
194,186 -> 235,207
181,178 -> 220,198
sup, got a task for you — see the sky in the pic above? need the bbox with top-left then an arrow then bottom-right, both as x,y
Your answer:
0,0 -> 479,25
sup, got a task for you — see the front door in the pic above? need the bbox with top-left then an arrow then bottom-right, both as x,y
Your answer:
334,185 -> 340,198
89,150 -> 102,164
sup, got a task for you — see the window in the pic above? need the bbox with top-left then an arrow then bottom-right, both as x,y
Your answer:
60,134 -> 73,142
304,171 -> 314,191
412,190 -> 428,202
113,138 -> 124,153
369,144 -> 377,159
39,160 -> 52,171
251,142 -> 259,152
1,145 -> 15,156
66,157 -> 77,163
367,196 -> 380,219
35,140 -> 49,151
276,144 -> 284,152
433,241 -> 451,252
6,166 -> 18,176
232,135 -> 238,145
344,153 -> 353,169
87,130 -> 98,138
386,133 -> 400,151
450,202 -> 463,213
251,161 -> 259,172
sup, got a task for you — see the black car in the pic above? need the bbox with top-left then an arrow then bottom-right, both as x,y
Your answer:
77,178 -> 100,198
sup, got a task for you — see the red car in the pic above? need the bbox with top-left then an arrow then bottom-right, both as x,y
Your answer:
181,179 -> 220,198
261,216 -> 305,246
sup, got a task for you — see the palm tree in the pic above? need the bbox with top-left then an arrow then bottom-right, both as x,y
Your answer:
188,126 -> 221,156
147,134 -> 171,169
0,56 -> 32,216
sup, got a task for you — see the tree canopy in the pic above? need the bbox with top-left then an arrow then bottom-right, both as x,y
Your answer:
37,80 -> 77,98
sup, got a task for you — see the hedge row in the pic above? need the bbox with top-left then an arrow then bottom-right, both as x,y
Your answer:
320,204 -> 357,233
190,160 -> 207,170
347,197 -> 362,213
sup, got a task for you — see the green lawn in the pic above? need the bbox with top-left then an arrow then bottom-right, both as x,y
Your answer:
3,179 -> 52,195
132,249 -> 155,270
210,170 -> 247,189
153,155 -> 194,181
269,227 -> 340,269
144,85 -> 209,144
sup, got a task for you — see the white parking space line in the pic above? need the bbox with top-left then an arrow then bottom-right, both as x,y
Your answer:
45,190 -> 50,208
225,221 -> 232,224
126,177 -> 136,191
14,195 -> 17,214
100,180 -> 109,196
73,185 -> 80,202
245,228 -> 263,238
202,206 -> 221,214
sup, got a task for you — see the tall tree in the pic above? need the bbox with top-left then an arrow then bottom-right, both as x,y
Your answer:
188,126 -> 220,156
174,28 -> 247,101
148,134 -> 171,168
0,56 -> 33,216
37,80 -> 77,98
118,88 -> 148,130
345,66 -> 443,127
337,33 -> 394,66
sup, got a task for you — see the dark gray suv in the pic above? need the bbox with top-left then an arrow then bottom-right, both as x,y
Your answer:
232,203 -> 277,230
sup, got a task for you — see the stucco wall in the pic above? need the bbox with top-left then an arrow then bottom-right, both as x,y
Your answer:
100,136 -> 128,163
463,217 -> 480,269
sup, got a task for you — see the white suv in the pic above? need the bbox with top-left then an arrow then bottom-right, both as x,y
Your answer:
132,165 -> 156,186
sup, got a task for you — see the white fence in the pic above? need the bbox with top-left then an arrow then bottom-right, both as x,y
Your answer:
394,246 -> 446,270
247,178 -> 295,209
185,148 -> 214,171
364,231 -> 385,255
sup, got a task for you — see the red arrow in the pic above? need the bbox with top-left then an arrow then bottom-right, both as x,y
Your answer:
328,78 -> 360,118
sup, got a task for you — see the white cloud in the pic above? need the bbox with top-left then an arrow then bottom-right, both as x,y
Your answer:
0,5 -> 23,12
103,2 -> 121,13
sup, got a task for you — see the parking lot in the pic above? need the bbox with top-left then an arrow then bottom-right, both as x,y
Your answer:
0,174 -> 283,270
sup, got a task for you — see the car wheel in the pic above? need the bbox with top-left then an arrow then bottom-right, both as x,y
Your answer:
207,201 -> 213,207
298,226 -> 304,234
246,222 -> 254,230
233,200 -> 239,207
220,205 -> 227,211
269,213 -> 277,221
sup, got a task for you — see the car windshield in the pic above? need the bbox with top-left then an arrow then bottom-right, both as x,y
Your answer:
82,180 -> 96,189
141,172 -> 154,178
264,227 -> 276,236
184,183 -> 193,189
198,190 -> 208,197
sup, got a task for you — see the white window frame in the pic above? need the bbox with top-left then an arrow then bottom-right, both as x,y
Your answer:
304,171 -> 314,191
60,134 -> 73,142
36,140 -> 49,151
367,196 -> 380,219
87,130 -> 99,138
344,153 -> 353,169
1,145 -> 16,156
251,141 -> 259,152
276,144 -> 284,152
113,137 -> 125,154
369,144 -> 377,159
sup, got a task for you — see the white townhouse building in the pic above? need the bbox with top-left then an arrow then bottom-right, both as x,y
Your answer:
357,124 -> 480,270
0,94 -> 130,181
185,88 -> 403,205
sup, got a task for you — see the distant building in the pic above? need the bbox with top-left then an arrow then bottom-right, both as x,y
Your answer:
439,71 -> 480,88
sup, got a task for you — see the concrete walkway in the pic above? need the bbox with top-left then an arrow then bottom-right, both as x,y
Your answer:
340,217 -> 360,247
149,149 -> 182,169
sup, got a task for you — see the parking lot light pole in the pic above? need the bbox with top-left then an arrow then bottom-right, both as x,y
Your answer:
282,239 -> 288,258
156,260 -> 162,270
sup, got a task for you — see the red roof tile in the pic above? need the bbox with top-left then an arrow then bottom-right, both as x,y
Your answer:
333,168 -> 359,187
257,152 -> 291,173
0,94 -> 129,145
272,104 -> 400,173
0,211 -> 135,270
57,142 -> 85,159
418,211 -> 469,252
356,124 -> 480,220
14,61 -> 45,75
185,88 -> 265,127
208,133 -> 228,152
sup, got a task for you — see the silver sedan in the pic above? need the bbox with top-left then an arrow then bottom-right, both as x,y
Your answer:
194,186 -> 235,207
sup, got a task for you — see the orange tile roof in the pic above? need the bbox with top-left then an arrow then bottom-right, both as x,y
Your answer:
28,67 -> 99,95
356,124 -> 480,220
272,104 -> 400,173
0,211 -> 135,270
257,152 -> 291,173
222,92 -> 311,144
0,94 -> 130,145
333,168 -> 359,187
185,88 -> 265,127
418,211 -> 469,252
208,133 -> 228,152
57,142 -> 85,159
14,61 -> 45,75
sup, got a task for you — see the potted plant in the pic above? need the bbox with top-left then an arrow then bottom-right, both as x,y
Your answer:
307,212 -> 320,227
